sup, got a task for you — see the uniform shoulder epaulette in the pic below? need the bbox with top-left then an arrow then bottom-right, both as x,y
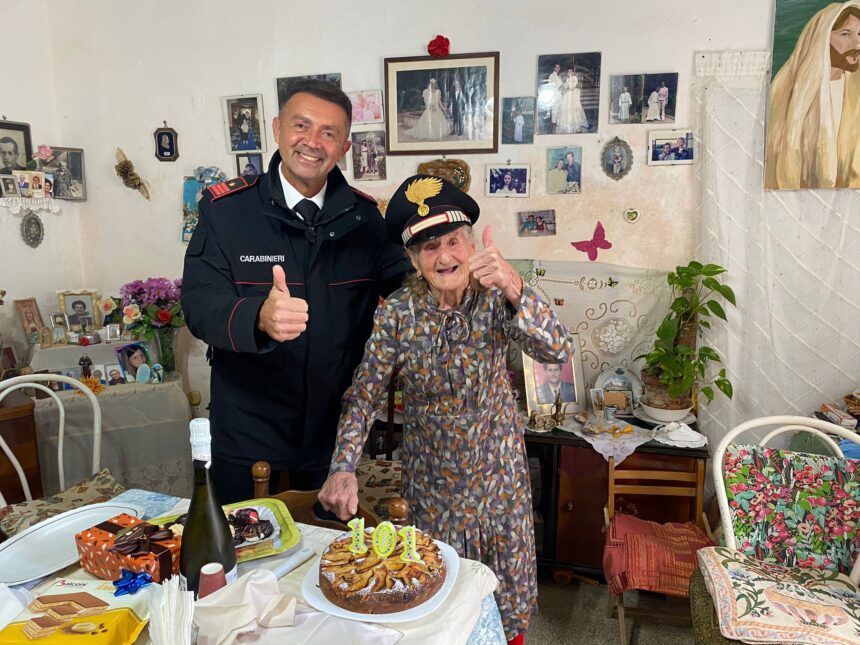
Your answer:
204,175 -> 259,202
350,186 -> 377,204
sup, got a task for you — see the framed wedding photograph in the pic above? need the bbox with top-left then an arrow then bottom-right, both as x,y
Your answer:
0,120 -> 32,175
14,298 -> 44,344
536,52 -> 601,135
486,164 -> 529,197
384,52 -> 499,155
41,147 -> 86,200
648,129 -> 695,165
348,90 -> 384,125
522,335 -> 586,416
221,94 -> 266,154
57,289 -> 100,330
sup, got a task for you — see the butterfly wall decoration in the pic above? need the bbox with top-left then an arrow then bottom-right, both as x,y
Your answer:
571,221 -> 612,261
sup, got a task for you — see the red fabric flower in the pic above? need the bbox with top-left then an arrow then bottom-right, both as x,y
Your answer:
427,35 -> 450,57
79,337 -> 90,346
156,308 -> 172,323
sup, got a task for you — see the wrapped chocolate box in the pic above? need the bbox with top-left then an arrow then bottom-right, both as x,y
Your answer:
75,513 -> 180,583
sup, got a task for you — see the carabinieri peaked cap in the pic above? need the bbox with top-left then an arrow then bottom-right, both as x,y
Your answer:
385,174 -> 479,247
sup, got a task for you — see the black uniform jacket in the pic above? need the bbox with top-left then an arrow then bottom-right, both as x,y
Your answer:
181,152 -> 411,470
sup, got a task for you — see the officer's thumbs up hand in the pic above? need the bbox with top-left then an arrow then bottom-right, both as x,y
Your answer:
257,265 -> 309,341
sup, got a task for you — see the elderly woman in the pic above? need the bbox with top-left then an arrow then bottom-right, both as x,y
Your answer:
319,175 -> 571,644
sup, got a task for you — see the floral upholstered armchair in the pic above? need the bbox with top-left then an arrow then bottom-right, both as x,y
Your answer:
693,416 -> 860,644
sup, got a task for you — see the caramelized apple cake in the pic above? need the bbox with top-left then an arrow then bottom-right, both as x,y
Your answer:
318,528 -> 446,613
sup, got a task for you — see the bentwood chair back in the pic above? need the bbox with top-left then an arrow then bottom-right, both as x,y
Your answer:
0,374 -> 101,506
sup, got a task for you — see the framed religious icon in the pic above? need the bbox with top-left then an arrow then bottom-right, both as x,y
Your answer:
221,94 -> 266,154
0,120 -> 32,176
522,335 -> 586,416
486,164 -> 529,197
14,298 -> 44,344
384,52 -> 500,155
57,289 -> 100,331
601,136 -> 633,180
154,126 -> 179,161
41,147 -> 87,200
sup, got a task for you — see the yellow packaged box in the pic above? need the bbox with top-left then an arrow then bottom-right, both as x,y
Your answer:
0,577 -> 151,644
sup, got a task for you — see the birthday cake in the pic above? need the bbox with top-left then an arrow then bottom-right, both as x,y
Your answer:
318,527 -> 446,614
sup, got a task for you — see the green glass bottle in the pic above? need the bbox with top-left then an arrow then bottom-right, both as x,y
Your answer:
178,418 -> 237,595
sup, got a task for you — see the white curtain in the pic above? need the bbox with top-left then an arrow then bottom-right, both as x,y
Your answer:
692,51 -> 860,446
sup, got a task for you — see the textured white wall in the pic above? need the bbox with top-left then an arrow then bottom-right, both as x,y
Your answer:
2,0 -> 775,409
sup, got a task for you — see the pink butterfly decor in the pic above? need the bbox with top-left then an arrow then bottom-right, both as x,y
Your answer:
571,221 -> 612,261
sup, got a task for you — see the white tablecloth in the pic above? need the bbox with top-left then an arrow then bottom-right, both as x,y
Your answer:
33,378 -> 192,497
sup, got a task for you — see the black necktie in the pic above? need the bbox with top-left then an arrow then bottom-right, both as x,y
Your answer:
294,199 -> 320,227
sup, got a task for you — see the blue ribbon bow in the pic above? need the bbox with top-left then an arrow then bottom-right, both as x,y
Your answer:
112,569 -> 153,596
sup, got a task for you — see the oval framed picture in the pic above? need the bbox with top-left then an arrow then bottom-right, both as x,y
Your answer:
601,136 -> 633,181
21,210 -> 44,248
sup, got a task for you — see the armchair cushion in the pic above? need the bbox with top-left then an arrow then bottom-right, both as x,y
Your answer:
0,468 -> 125,539
698,545 -> 860,644
723,444 -> 860,575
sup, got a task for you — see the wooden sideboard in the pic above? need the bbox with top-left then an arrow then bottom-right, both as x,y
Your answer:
0,389 -> 42,504
525,427 -> 709,577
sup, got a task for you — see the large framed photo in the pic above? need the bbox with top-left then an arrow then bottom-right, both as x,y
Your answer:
536,53 -> 601,135
42,147 -> 86,200
13,298 -> 44,345
648,129 -> 695,165
57,289 -> 100,331
384,52 -> 499,155
0,121 -> 32,176
523,335 -> 586,416
222,94 -> 266,154
486,164 -> 529,197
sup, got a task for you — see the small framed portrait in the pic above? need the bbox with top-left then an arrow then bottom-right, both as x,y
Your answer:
276,73 -> 342,108
384,52 -> 499,155
105,363 -> 126,386
116,343 -> 152,384
91,364 -> 107,384
15,172 -> 31,198
222,94 -> 266,154
14,298 -> 44,344
41,147 -> 86,200
348,90 -> 384,125
0,120 -> 32,176
648,129 -> 695,165
154,126 -> 179,161
350,129 -> 386,181
51,326 -> 67,345
501,97 -> 536,145
517,209 -> 556,237
0,174 -> 20,197
50,312 -> 68,329
590,388 -> 605,415
236,153 -> 263,177
522,336 -> 586,416
29,171 -> 45,198
57,290 -> 100,331
640,73 -> 678,124
43,171 -> 54,198
601,136 -> 633,181
536,52 -> 601,135
105,323 -> 122,341
546,146 -> 582,194
486,164 -> 529,197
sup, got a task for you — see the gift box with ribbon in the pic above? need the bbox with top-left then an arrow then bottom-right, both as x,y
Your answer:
75,513 -> 181,583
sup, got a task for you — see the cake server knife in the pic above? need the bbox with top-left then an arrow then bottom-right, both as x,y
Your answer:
271,546 -> 315,579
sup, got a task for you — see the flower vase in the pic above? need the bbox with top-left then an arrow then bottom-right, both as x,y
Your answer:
154,327 -> 177,374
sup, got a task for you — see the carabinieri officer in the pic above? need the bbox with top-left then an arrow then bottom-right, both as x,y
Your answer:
182,79 -> 410,503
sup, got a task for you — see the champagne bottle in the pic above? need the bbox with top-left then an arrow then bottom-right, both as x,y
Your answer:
179,418 -> 237,595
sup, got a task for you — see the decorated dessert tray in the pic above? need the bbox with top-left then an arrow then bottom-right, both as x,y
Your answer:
301,539 -> 460,623
151,497 -> 300,563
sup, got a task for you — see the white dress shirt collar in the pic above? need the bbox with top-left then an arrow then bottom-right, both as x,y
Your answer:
278,163 -> 326,218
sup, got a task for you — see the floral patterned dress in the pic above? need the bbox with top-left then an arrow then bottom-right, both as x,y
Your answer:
330,284 -> 571,638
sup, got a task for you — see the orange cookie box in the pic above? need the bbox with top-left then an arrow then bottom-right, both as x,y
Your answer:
74,513 -> 180,583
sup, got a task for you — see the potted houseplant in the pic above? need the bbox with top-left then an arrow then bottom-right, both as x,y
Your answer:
636,261 -> 735,420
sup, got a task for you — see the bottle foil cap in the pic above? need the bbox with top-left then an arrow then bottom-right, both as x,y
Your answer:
189,418 -> 212,462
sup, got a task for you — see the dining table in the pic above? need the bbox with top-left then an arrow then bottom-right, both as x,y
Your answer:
10,488 -> 507,644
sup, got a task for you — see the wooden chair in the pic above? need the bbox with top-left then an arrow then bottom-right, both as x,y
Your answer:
251,460 -> 401,531
603,456 -> 713,645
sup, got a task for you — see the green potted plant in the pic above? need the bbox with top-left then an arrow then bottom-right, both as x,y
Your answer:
636,261 -> 735,421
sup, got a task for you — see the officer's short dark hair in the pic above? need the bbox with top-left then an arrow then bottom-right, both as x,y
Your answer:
0,137 -> 18,153
278,79 -> 352,127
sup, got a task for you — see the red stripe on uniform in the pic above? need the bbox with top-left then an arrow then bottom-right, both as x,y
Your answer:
227,298 -> 246,352
328,278 -> 377,286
